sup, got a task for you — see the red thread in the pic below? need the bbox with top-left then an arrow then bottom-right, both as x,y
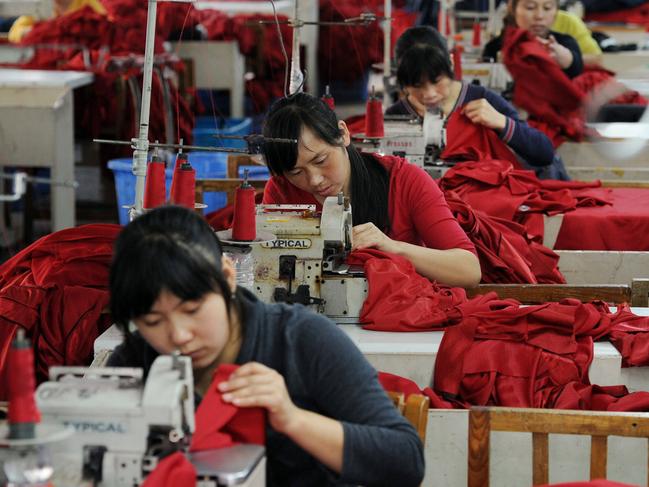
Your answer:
453,46 -> 463,81
232,181 -> 256,241
143,157 -> 166,209
8,331 -> 40,433
322,93 -> 335,111
365,94 -> 384,138
169,152 -> 188,200
472,21 -> 482,47
170,162 -> 196,209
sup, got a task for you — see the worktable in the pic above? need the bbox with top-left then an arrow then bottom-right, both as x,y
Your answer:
0,68 -> 94,231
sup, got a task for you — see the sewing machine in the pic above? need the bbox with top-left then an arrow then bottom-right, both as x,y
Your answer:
16,355 -> 266,486
238,195 -> 367,324
354,110 -> 454,179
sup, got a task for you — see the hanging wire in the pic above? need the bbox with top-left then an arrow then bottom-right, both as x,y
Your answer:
268,0 -> 290,98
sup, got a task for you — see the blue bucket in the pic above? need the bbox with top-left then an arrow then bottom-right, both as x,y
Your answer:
108,153 -> 230,225
192,117 -> 252,150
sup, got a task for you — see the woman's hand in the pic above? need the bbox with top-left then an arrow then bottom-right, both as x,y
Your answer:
461,99 -> 507,130
537,35 -> 573,69
352,223 -> 401,254
219,362 -> 300,434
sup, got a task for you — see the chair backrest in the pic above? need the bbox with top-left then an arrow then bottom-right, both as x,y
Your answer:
387,391 -> 429,444
467,406 -> 649,487
465,284 -> 635,306
195,154 -> 268,207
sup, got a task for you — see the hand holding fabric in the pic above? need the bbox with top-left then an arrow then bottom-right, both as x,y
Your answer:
537,35 -> 573,69
219,361 -> 299,434
461,99 -> 507,131
352,222 -> 401,254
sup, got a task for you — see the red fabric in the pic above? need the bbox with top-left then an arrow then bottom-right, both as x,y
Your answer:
263,153 -> 477,255
0,225 -> 120,400
502,27 -> 585,146
441,106 -> 522,168
347,249 -> 467,331
502,28 -> 647,146
586,2 -> 649,25
439,160 -> 612,241
554,188 -> 649,251
141,452 -> 196,487
430,295 -> 649,411
445,192 -> 565,284
191,364 -> 266,451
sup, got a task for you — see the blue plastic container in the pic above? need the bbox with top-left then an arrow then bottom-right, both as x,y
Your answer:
108,153 -> 230,225
192,117 -> 252,150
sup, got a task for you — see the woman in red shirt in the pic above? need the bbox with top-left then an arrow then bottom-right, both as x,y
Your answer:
261,93 -> 481,288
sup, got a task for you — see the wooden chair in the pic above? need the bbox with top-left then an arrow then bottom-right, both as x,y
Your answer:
468,406 -> 649,487
386,391 -> 429,444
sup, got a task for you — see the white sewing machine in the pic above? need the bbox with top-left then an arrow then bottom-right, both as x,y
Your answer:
355,110 -> 454,179
13,355 -> 266,486
238,195 -> 367,324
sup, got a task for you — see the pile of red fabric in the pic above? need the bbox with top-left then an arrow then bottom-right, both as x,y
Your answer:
0,224 -> 121,400
445,192 -> 565,284
502,27 -> 647,146
13,4 -> 194,149
438,159 -> 611,240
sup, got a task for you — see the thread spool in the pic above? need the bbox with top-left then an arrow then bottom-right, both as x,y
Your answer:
321,85 -> 335,111
169,151 -> 188,201
143,154 -> 166,209
472,21 -> 481,47
452,46 -> 463,81
365,87 -> 384,138
8,329 -> 40,439
232,169 -> 256,241
169,162 -> 196,209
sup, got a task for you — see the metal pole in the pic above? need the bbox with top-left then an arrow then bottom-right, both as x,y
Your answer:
289,0 -> 303,94
487,0 -> 496,38
383,0 -> 392,108
131,0 -> 158,219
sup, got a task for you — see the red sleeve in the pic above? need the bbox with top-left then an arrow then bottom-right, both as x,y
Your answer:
393,163 -> 477,255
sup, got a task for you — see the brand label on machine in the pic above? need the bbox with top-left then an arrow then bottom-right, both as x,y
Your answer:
261,239 -> 312,249
63,420 -> 128,434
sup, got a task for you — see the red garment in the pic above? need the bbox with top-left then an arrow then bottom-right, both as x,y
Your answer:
346,249 -> 466,331
0,225 -> 120,400
263,153 -> 477,254
502,27 -> 585,145
445,192 -> 565,284
502,28 -> 647,146
141,452 -> 196,487
191,364 -> 266,451
441,110 -> 522,168
554,188 -> 649,251
586,2 -> 649,25
439,160 -> 611,241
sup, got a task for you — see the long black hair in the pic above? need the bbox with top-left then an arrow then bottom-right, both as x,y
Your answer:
397,44 -> 454,88
109,206 -> 244,339
262,93 -> 391,232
